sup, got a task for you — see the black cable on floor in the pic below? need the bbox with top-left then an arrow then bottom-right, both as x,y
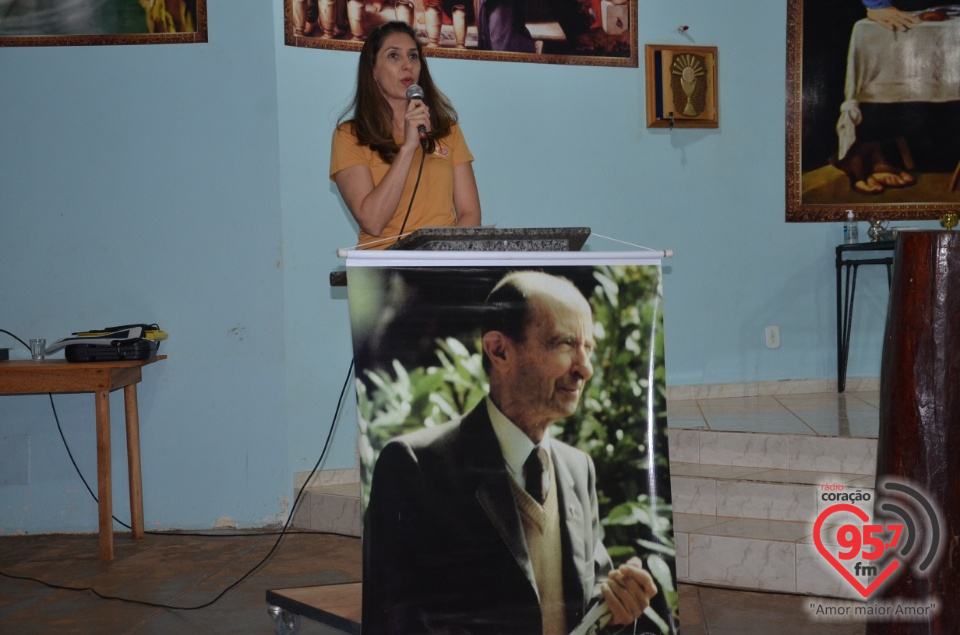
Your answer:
0,349 -> 358,610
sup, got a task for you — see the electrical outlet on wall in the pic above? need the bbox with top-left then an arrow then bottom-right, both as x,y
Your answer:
764,325 -> 780,349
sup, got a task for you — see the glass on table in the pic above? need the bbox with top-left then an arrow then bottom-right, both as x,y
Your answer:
29,338 -> 46,361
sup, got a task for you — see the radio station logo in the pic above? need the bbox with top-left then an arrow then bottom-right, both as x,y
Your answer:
814,477 -> 943,600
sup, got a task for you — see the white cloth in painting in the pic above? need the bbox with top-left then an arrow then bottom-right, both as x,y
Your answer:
837,17 -> 960,159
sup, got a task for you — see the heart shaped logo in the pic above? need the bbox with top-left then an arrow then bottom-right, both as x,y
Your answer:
813,503 -> 901,598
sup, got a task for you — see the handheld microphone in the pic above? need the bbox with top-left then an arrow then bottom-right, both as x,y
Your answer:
405,84 -> 428,150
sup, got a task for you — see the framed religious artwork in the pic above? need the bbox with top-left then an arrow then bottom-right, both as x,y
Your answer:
786,0 -> 957,222
0,0 -> 207,47
283,0 -> 638,68
644,44 -> 718,129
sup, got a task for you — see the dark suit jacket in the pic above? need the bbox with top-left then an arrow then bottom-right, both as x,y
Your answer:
362,402 -> 612,634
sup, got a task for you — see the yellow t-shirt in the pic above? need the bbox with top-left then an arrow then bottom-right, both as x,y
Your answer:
330,123 -> 474,249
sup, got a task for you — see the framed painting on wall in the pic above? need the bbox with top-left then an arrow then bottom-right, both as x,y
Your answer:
283,0 -> 638,68
786,0 -> 959,222
644,44 -> 718,129
0,0 -> 207,47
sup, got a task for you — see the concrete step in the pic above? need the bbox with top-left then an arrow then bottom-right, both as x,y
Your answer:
293,481 -> 362,537
674,513 -> 870,599
670,463 -> 875,521
671,461 -> 877,599
667,429 -> 877,474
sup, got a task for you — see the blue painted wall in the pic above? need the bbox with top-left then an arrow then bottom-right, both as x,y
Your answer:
0,0 -> 928,532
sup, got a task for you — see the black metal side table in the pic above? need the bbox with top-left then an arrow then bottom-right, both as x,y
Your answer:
836,240 -> 895,392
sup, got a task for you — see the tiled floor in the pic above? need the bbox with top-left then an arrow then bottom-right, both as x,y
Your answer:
0,531 -> 361,634
666,390 -> 880,438
0,390 -> 882,633
679,584 -> 866,635
0,531 -> 868,634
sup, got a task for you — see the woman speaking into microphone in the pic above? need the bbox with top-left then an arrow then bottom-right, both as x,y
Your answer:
330,21 -> 481,249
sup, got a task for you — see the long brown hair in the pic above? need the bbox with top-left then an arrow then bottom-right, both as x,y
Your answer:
337,21 -> 458,162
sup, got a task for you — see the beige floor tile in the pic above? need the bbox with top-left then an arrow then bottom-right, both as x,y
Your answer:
695,585 -> 867,635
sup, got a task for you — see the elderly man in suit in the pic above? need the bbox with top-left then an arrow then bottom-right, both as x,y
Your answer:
362,270 -> 657,634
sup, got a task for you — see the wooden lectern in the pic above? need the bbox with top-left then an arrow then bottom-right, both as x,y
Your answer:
330,226 -> 591,286
389,226 -> 590,251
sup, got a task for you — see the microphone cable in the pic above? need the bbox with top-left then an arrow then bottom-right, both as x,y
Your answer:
394,146 -> 428,247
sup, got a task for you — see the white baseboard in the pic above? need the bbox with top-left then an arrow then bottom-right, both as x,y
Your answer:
295,466 -> 360,490
666,377 -> 879,401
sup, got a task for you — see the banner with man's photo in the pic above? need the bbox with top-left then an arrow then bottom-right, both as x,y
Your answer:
345,250 -> 679,634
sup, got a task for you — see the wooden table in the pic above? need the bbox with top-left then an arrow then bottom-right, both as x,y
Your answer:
266,582 -> 361,634
0,356 -> 166,559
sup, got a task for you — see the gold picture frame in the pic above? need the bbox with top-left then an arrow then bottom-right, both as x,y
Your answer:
0,1 -> 207,48
284,0 -> 638,68
644,44 -> 718,129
